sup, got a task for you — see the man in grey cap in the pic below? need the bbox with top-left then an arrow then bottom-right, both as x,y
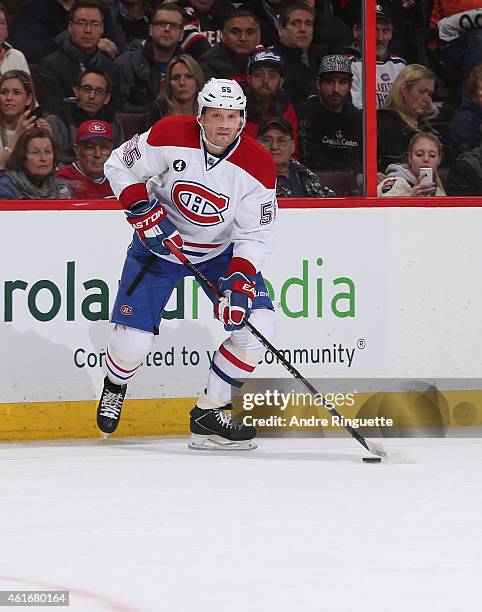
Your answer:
298,54 -> 363,172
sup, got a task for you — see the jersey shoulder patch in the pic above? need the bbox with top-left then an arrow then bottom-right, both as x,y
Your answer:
147,115 -> 200,149
228,134 -> 276,189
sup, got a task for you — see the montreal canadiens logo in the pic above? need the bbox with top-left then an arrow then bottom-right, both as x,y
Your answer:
171,181 -> 229,226
120,304 -> 132,316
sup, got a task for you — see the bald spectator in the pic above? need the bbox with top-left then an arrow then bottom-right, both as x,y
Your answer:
116,3 -> 185,111
274,3 -> 318,105
55,119 -> 115,198
36,1 -> 121,114
199,10 -> 260,83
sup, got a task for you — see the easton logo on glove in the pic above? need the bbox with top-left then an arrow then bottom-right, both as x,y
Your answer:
129,208 -> 166,231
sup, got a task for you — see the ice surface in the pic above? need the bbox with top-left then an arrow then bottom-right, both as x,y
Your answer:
0,437 -> 480,612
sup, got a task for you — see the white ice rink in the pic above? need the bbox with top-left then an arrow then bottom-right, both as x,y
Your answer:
1,436 -> 481,612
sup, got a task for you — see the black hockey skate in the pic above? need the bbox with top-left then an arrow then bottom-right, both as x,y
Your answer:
96,376 -> 127,435
189,405 -> 257,450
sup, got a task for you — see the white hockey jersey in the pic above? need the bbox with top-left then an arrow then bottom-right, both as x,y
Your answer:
349,55 -> 407,109
105,115 -> 277,272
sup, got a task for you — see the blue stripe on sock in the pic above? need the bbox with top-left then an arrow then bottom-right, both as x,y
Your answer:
106,361 -> 135,381
211,362 -> 244,388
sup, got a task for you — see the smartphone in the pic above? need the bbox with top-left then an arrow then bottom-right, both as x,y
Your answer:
419,167 -> 433,186
29,106 -> 43,120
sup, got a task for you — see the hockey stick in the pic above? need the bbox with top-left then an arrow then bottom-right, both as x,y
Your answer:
164,242 -> 387,458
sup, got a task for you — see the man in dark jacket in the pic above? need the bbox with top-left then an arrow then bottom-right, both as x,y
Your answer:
12,0 -> 125,63
116,3 -> 185,111
298,54 -> 362,172
198,10 -> 260,83
273,3 -> 319,106
47,68 -> 124,163
36,1 -> 121,113
110,0 -> 153,46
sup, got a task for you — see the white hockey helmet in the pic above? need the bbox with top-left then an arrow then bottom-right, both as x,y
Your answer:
197,78 -> 246,112
197,78 -> 246,125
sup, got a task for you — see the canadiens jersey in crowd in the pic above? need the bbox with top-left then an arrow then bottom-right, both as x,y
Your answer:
348,55 -> 407,109
105,115 -> 277,271
55,162 -> 115,199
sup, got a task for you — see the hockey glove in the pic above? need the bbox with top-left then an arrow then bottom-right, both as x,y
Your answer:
215,272 -> 256,331
125,199 -> 183,257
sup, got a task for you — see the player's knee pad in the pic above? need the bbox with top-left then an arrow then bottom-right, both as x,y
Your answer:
106,325 -> 155,385
229,308 -> 277,359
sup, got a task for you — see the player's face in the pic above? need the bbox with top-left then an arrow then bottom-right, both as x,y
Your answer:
0,77 -> 32,120
408,137 -> 441,176
259,128 -> 294,169
222,17 -> 260,56
402,78 -> 435,117
376,19 -> 392,60
149,9 -> 184,50
248,67 -> 283,101
24,137 -> 54,178
199,107 -> 242,151
68,8 -> 104,52
169,62 -> 197,103
75,137 -> 113,179
74,73 -> 111,115
279,9 -> 314,50
317,73 -> 351,111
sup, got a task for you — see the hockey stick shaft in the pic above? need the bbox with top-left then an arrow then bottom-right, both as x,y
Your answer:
164,242 -> 386,457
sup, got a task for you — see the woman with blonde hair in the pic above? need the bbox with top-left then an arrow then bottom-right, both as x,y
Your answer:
378,131 -> 446,197
377,64 -> 444,171
0,69 -> 51,169
139,55 -> 205,132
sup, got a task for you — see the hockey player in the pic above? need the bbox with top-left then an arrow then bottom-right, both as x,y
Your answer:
97,77 -> 277,450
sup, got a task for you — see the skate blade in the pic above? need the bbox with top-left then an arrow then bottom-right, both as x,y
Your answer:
188,434 -> 257,451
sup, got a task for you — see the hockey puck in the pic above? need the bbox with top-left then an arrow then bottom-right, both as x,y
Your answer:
363,457 -> 382,463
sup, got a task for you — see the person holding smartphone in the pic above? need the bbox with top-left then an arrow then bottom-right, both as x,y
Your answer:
378,132 -> 446,197
0,69 -> 52,169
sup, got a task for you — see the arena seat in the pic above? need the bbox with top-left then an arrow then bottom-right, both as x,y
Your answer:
317,170 -> 358,197
117,112 -> 143,140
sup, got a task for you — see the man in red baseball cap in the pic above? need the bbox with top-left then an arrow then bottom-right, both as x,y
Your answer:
55,119 -> 115,199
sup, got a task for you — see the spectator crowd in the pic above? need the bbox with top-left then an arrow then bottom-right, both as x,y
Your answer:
0,0 -> 480,199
